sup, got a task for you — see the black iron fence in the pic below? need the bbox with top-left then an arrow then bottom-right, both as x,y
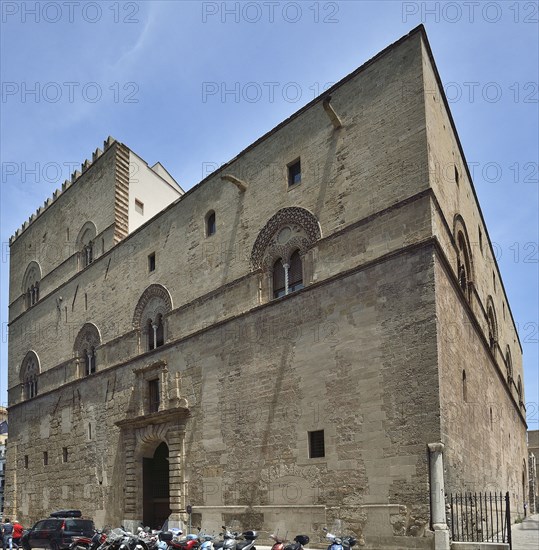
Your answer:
448,491 -> 512,549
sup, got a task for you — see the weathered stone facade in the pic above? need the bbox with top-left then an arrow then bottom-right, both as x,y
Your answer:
5,26 -> 528,549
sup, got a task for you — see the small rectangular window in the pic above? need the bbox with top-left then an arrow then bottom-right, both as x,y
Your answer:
148,252 -> 156,272
24,455 -> 29,469
43,451 -> 48,466
88,423 -> 92,441
308,430 -> 325,458
288,159 -> 301,186
149,379 -> 160,413
62,447 -> 68,463
135,199 -> 144,215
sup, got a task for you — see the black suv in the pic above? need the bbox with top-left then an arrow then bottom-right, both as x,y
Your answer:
21,510 -> 95,550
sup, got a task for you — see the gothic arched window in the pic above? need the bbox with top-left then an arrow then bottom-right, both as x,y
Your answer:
457,231 -> 471,296
487,302 -> 497,352
22,262 -> 41,309
21,351 -> 40,400
251,207 -> 320,302
74,323 -> 101,377
505,347 -> 513,383
76,221 -> 97,270
517,376 -> 523,405
133,284 -> 173,353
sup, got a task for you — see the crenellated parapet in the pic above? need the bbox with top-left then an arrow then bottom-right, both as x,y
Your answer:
9,136 -> 118,245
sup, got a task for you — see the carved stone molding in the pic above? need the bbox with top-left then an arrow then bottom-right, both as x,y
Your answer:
73,322 -> 101,356
132,284 -> 173,331
250,207 -> 321,270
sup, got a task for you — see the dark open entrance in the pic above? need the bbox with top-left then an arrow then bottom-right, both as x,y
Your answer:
143,442 -> 171,528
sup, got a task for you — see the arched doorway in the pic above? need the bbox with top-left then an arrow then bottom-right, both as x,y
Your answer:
143,442 -> 171,528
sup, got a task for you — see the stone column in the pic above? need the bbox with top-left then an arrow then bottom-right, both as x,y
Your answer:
123,430 -> 138,525
428,442 -> 450,550
168,428 -> 186,529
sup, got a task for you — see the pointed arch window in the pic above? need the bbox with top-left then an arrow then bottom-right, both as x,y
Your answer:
21,352 -> 40,400
505,347 -> 513,384
517,376 -> 523,406
74,323 -> 101,377
133,284 -> 173,354
487,304 -> 497,352
457,231 -> 471,296
22,262 -> 41,310
76,221 -> 97,270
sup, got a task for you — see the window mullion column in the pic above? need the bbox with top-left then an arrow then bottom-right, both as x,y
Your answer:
283,262 -> 290,295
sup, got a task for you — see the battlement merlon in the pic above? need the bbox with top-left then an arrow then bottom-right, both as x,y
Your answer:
8,137 -> 184,307
8,137 -> 184,246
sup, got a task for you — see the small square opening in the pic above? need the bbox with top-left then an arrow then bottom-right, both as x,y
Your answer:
288,159 -> 301,187
308,430 -> 325,458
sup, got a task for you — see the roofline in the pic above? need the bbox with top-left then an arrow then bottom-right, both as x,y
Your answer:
418,27 -> 523,353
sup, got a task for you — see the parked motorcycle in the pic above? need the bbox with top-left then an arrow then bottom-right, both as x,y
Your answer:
70,530 -> 108,550
269,532 -> 288,550
198,533 -> 215,550
156,531 -> 199,550
213,528 -> 257,550
96,527 -> 149,550
323,528 -> 356,550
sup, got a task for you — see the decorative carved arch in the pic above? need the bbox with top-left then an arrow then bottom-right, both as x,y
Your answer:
505,346 -> 513,382
517,375 -> 523,404
73,323 -> 101,357
453,215 -> 474,296
20,350 -> 40,399
76,221 -> 98,249
76,221 -> 98,269
20,350 -> 40,383
486,296 -> 498,351
21,261 -> 42,294
250,207 -> 321,270
133,284 -> 173,331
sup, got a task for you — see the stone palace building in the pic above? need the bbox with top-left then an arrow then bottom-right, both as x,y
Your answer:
5,26 -> 528,549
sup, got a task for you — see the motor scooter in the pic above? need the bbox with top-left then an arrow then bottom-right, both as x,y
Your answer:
283,535 -> 309,550
198,533 -> 215,550
323,528 -> 356,550
70,530 -> 108,550
214,528 -> 257,550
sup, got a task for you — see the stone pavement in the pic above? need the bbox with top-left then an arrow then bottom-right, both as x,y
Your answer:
511,514 -> 539,549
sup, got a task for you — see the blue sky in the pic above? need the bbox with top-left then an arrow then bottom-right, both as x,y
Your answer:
1,1 -> 537,427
